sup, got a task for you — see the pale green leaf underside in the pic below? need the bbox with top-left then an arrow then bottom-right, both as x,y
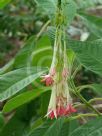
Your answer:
36,0 -> 77,25
90,84 -> 102,96
79,12 -> 102,38
75,0 -> 102,9
68,39 -> 102,76
0,67 -> 47,102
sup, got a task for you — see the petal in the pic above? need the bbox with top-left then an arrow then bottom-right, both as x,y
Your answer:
68,104 -> 77,113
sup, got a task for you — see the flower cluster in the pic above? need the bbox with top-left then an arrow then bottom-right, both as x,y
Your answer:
41,75 -> 54,86
41,28 -> 76,119
42,67 -> 76,119
47,74 -> 76,119
48,104 -> 76,119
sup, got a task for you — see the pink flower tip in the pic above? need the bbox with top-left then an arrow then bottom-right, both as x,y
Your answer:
47,105 -> 76,119
48,110 -> 55,119
41,75 -> 54,86
65,104 -> 77,114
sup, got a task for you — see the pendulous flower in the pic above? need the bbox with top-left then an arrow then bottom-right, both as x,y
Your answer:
41,25 -> 76,119
46,80 -> 76,119
41,74 -> 54,86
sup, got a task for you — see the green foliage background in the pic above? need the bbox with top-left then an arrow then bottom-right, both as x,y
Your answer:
0,0 -> 102,136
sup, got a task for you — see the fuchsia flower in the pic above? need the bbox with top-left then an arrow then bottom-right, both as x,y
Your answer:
45,79 -> 77,119
41,68 -> 77,119
41,26 -> 77,119
41,74 -> 54,86
48,104 -> 76,119
41,68 -> 56,86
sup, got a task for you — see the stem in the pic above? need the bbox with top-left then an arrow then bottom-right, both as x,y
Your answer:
65,113 -> 98,123
89,98 -> 102,103
77,85 -> 94,93
70,113 -> 98,120
72,65 -> 82,79
56,0 -> 63,27
58,0 -> 61,9
50,28 -> 58,71
74,103 -> 85,108
36,20 -> 51,40
70,78 -> 101,116
74,102 -> 102,111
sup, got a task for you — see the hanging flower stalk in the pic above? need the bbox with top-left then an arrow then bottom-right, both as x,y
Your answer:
41,0 -> 76,119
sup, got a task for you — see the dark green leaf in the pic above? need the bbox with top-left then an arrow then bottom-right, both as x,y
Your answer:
0,112 -> 5,131
29,120 -> 53,136
69,117 -> 102,136
29,118 -> 79,136
29,118 -> 64,136
44,118 -> 64,136
0,104 -> 36,136
60,120 -> 79,136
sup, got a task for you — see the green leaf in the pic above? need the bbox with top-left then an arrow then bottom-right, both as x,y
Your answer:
29,120 -> 53,136
36,0 -> 77,25
0,104 -> 36,136
35,0 -> 57,16
75,0 -> 102,9
14,36 -> 35,68
31,35 -> 52,68
78,84 -> 102,97
0,117 -> 27,136
40,91 -> 51,116
0,67 -> 47,102
0,59 -> 14,75
0,112 -> 5,131
47,27 -> 102,75
62,0 -> 77,25
29,118 -> 64,136
90,84 -> 102,96
69,117 -> 102,136
79,12 -> 102,38
29,118 -> 79,136
44,118 -> 64,136
60,120 -> 79,136
3,88 -> 50,113
0,0 -> 11,9
68,39 -> 102,76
